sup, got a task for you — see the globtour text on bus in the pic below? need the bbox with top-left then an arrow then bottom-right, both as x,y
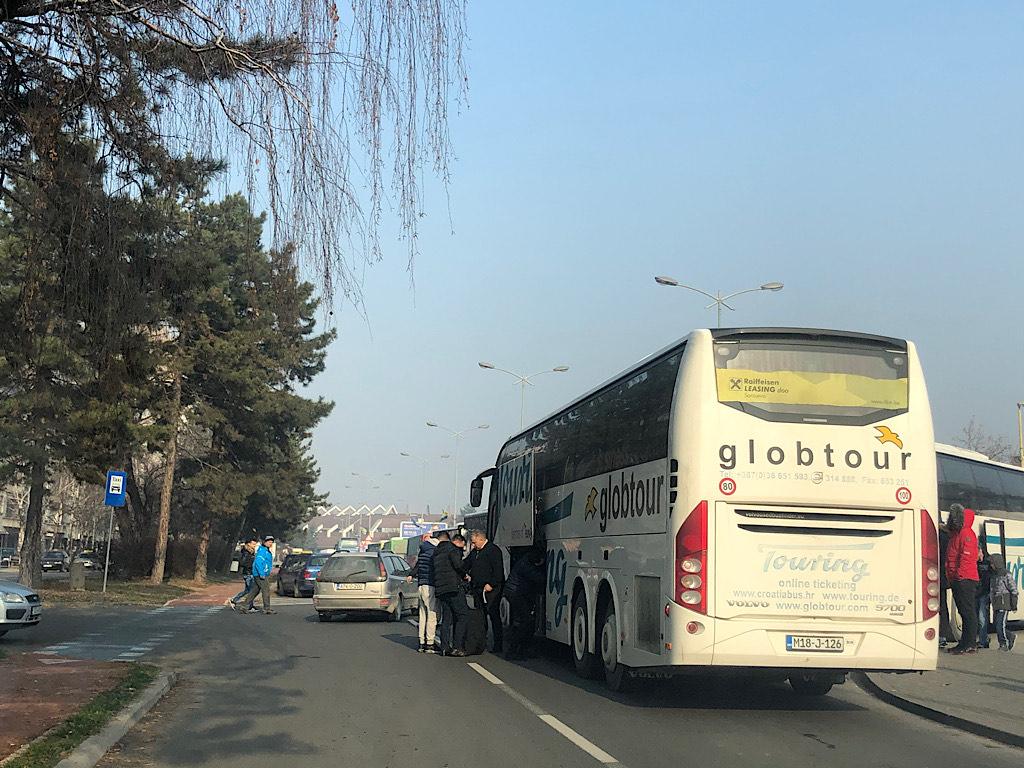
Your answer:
718,439 -> 912,472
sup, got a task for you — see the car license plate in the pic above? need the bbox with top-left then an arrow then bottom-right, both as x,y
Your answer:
30,606 -> 41,618
786,635 -> 843,652
335,583 -> 362,590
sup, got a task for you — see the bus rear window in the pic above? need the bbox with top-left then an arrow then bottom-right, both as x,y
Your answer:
714,339 -> 908,425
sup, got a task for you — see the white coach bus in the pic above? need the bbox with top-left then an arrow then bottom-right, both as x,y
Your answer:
470,328 -> 939,694
936,443 -> 1024,632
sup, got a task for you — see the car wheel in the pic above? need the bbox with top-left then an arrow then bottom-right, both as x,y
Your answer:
789,672 -> 834,696
571,596 -> 601,679
389,595 -> 403,622
317,612 -> 330,623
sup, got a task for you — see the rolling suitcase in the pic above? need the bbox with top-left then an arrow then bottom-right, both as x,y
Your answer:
464,592 -> 488,656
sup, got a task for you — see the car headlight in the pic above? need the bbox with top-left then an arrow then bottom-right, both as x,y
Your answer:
2,592 -> 26,603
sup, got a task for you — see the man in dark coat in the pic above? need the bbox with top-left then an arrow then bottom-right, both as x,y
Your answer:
503,547 -> 546,660
229,536 -> 258,608
938,525 -> 951,646
467,529 -> 506,653
432,531 -> 469,656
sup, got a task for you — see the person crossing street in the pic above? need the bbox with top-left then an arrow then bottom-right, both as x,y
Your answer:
239,535 -> 276,615
229,536 -> 258,609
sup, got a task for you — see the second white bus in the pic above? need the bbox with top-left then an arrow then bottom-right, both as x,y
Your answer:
471,327 -> 939,694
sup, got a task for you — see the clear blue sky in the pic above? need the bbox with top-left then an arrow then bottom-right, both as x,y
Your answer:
305,1 -> 1024,515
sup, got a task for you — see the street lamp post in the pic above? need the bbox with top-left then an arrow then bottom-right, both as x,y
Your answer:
1017,402 -> 1024,467
478,362 -> 570,429
348,472 -> 389,545
654,276 -> 784,327
426,422 -> 489,521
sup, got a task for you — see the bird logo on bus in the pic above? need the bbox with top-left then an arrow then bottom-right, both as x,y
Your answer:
874,426 -> 903,449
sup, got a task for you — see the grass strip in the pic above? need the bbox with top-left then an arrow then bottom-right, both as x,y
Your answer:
3,663 -> 159,768
38,580 -> 192,607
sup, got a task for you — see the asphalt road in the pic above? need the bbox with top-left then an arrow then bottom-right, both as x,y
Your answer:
6,595 -> 998,768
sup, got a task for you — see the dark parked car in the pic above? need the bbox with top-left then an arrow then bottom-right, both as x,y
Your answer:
277,553 -> 330,598
41,551 -> 70,572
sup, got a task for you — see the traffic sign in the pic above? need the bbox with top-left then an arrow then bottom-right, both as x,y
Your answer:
105,470 -> 127,507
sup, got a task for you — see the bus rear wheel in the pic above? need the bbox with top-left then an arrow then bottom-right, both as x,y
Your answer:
600,604 -> 631,692
571,598 -> 601,679
788,672 -> 834,696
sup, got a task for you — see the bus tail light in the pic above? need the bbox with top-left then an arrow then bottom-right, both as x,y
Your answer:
920,509 -> 939,621
674,501 -> 708,614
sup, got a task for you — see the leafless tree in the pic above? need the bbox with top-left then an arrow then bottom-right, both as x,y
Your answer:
956,418 -> 1016,465
1,0 -> 467,306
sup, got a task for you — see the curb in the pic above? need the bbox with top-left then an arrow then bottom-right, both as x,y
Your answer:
852,672 -> 1024,749
52,671 -> 178,768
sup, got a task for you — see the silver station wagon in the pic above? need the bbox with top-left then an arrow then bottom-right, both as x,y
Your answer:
312,551 -> 417,623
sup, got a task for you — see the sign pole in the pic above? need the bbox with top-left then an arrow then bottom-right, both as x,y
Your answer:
102,504 -> 114,594
101,469 -> 127,594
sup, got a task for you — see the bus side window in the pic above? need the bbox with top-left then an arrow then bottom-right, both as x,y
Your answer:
982,520 -> 1006,560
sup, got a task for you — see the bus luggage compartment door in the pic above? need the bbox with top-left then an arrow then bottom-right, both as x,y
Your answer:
713,502 -> 917,623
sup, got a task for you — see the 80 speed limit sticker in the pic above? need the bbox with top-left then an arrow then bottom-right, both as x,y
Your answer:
719,477 -> 737,496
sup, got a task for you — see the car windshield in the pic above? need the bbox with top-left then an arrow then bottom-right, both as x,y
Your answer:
307,555 -> 329,568
44,551 -> 64,558
319,556 -> 379,583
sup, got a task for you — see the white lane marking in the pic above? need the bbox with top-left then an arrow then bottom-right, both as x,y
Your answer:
538,714 -> 619,764
468,662 -> 505,686
467,662 -> 626,767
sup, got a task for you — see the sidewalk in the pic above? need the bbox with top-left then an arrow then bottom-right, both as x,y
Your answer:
865,641 -> 1023,745
0,653 -> 125,761
163,579 -> 243,607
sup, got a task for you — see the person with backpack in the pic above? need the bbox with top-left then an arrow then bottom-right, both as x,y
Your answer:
945,505 -> 979,654
229,536 -> 258,608
240,535 -> 276,615
989,554 -> 1018,651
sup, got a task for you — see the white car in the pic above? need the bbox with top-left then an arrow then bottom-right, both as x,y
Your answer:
0,580 -> 42,637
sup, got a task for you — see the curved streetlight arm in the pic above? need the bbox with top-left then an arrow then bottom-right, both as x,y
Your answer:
522,368 -> 567,385
481,364 -> 526,382
426,421 -> 458,437
719,286 -> 772,303
670,283 -> 721,303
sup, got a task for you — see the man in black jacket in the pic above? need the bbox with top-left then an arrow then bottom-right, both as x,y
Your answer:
432,531 -> 469,656
467,529 -> 506,653
504,547 -> 546,660
229,536 -> 258,609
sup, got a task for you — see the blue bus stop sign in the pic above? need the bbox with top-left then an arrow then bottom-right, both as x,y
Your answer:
105,470 -> 127,507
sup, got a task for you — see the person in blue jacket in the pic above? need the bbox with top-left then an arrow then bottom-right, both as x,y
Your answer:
240,535 -> 276,614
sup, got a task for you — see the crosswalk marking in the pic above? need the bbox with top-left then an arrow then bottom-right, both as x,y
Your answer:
36,605 -> 226,662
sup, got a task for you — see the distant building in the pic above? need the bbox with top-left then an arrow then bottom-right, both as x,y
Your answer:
301,504 -> 446,550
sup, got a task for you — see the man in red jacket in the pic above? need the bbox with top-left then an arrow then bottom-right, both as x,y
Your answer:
945,504 -> 980,654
